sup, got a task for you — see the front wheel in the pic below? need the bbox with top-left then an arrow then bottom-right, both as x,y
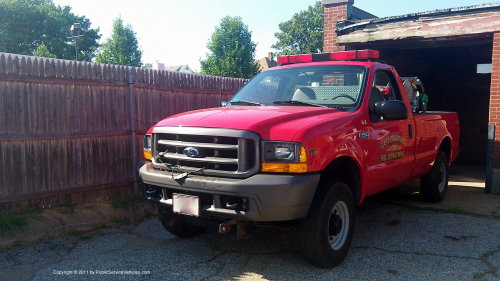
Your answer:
420,151 -> 449,203
300,181 -> 355,268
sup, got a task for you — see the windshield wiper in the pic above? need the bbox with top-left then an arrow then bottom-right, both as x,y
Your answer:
229,100 -> 264,106
273,100 -> 329,108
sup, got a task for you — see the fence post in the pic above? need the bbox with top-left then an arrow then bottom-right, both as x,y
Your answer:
128,71 -> 138,193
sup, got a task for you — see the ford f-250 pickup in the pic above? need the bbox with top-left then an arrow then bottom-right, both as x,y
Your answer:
138,50 -> 459,268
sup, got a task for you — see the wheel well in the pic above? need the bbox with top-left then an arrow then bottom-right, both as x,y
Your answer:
439,137 -> 451,160
320,156 -> 362,204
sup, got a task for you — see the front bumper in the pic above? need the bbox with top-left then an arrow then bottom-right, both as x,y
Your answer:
138,163 -> 320,221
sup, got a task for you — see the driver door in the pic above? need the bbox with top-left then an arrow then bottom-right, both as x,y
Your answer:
366,70 -> 415,196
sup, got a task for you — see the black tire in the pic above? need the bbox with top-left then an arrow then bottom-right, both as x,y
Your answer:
300,181 -> 355,268
421,151 -> 449,203
159,211 -> 206,238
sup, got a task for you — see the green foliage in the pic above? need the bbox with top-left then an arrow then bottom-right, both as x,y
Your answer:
143,62 -> 153,68
68,230 -> 93,241
33,43 -> 57,58
0,211 -> 28,235
110,193 -> 146,210
57,201 -> 76,214
200,16 -> 260,79
272,1 -> 324,55
96,16 -> 142,67
0,0 -> 100,61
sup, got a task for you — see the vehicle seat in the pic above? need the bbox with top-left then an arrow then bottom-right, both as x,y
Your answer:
369,86 -> 383,123
292,87 -> 316,100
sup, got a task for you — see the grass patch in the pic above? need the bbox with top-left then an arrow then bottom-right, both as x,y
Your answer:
445,207 -> 489,218
0,211 -> 29,235
474,263 -> 499,279
58,201 -> 76,214
93,223 -> 106,230
474,272 -> 487,279
484,249 -> 499,258
77,234 -> 93,241
68,230 -> 93,241
110,193 -> 147,210
475,246 -> 500,279
132,209 -> 154,224
11,241 -> 23,248
111,218 -> 130,225
0,205 -> 43,235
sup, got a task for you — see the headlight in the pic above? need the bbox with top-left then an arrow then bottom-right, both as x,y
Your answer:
264,142 -> 296,162
262,141 -> 308,173
143,134 -> 152,160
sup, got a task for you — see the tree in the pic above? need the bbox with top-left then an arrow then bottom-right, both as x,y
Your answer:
0,0 -> 100,61
33,43 -> 56,58
96,17 -> 142,67
200,16 -> 260,79
272,1 -> 324,56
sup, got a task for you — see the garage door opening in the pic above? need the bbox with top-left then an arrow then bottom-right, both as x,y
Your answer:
345,37 -> 493,167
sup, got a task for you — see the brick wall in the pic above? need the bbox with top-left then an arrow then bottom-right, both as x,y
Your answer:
323,2 -> 349,52
490,33 -> 500,168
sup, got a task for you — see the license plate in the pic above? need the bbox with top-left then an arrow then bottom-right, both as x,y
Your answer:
172,193 -> 199,217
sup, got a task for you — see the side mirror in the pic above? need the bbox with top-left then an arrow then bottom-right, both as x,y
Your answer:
374,100 -> 408,120
220,101 -> 228,107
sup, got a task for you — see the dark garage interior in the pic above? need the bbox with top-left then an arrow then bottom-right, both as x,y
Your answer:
347,37 -> 493,164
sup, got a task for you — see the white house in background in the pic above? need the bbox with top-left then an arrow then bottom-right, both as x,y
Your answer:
165,65 -> 194,73
152,61 -> 164,71
152,61 -> 194,73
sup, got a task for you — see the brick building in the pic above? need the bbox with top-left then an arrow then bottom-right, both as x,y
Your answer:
322,0 -> 500,192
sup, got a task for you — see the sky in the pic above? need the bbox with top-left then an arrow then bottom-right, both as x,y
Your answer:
51,0 -> 496,72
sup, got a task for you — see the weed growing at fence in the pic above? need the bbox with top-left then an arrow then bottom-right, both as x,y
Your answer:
68,230 -> 93,241
110,193 -> 147,210
133,209 -> 154,224
58,201 -> 76,214
0,211 -> 28,235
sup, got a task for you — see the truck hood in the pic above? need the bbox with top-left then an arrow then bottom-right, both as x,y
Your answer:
154,106 -> 350,140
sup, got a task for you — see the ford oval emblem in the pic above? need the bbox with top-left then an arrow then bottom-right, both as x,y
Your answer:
183,147 -> 200,158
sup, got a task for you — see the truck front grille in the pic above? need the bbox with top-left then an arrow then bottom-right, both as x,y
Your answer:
152,127 -> 260,178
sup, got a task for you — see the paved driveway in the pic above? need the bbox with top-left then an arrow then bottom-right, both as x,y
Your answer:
1,195 -> 499,281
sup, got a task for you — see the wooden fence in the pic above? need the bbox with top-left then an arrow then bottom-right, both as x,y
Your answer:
0,52 -> 247,210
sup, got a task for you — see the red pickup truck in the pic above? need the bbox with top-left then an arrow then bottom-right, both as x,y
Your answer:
138,50 -> 459,268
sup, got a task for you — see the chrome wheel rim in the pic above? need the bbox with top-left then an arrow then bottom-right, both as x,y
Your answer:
438,163 -> 446,193
328,201 -> 349,250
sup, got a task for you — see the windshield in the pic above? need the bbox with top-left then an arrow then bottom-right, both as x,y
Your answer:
228,65 -> 368,109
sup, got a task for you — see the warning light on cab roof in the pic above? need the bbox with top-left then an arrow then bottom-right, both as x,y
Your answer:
277,50 -> 379,65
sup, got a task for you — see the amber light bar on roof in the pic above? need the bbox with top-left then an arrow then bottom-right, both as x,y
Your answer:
277,50 -> 379,65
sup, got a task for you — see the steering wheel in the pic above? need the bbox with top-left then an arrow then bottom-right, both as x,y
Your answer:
297,71 -> 313,85
332,94 -> 356,102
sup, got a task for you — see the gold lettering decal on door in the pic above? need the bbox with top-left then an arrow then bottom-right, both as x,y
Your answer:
381,135 -> 407,150
380,135 -> 407,162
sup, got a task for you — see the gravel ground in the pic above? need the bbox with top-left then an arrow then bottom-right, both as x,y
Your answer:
1,199 -> 499,281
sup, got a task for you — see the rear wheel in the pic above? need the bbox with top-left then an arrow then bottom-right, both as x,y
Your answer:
159,211 -> 206,238
421,151 -> 449,203
300,181 -> 355,268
